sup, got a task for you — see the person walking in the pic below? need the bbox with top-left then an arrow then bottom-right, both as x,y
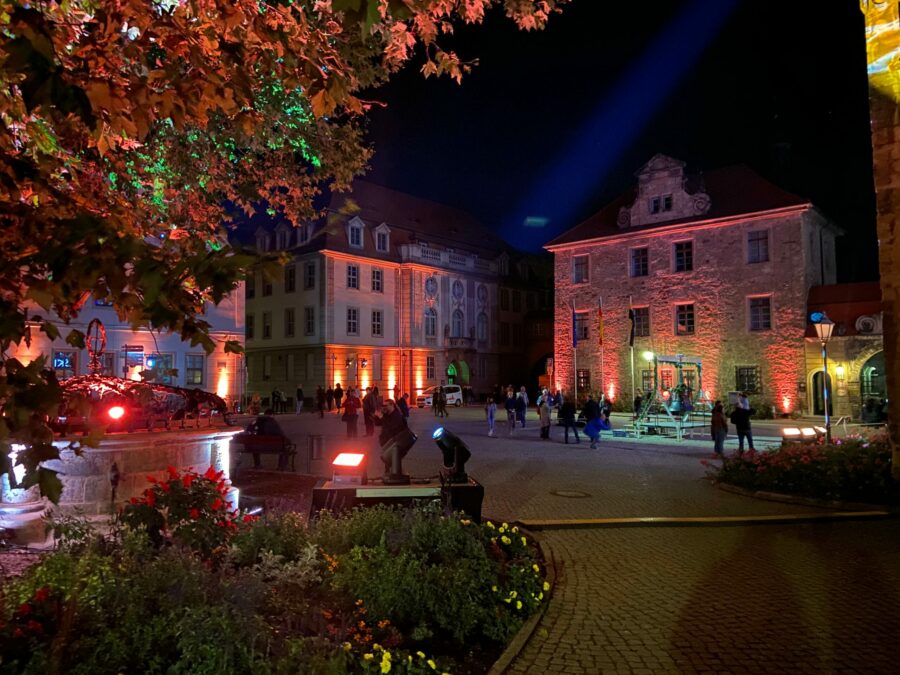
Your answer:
538,394 -> 552,440
504,388 -> 517,436
342,388 -> 360,438
711,401 -> 728,456
316,386 -> 326,418
583,394 -> 601,449
363,387 -> 377,437
633,389 -> 644,420
514,391 -> 527,428
295,385 -> 304,414
393,385 -> 401,405
333,383 -> 344,412
485,396 -> 497,437
397,393 -> 410,419
518,386 -> 529,427
271,387 -> 282,414
729,402 -> 755,454
325,386 -> 334,412
559,395 -> 580,444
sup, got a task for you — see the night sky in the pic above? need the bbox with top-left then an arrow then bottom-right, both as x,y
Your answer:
364,0 -> 876,283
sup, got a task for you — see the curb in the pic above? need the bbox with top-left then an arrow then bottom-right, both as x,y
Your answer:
487,527 -> 557,675
715,481 -> 900,513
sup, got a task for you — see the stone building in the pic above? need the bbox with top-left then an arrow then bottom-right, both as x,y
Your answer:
243,181 -> 551,405
804,282 -> 885,420
545,154 -> 841,413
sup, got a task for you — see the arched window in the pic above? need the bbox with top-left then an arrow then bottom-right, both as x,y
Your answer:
424,307 -> 437,338
477,312 -> 488,342
451,310 -> 464,338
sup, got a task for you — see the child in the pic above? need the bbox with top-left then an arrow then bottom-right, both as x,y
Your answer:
485,396 -> 497,437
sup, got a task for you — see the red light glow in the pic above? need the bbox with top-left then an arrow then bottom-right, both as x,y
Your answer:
108,405 -> 126,420
332,452 -> 365,468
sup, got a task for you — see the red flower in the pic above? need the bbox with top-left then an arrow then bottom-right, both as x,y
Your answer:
211,498 -> 223,511
167,465 -> 179,479
26,620 -> 43,634
13,628 -> 24,639
159,481 -> 171,493
129,497 -> 138,504
33,588 -> 50,603
145,491 -> 156,507
182,473 -> 195,488
16,603 -> 31,616
204,466 -> 222,481
190,508 -> 200,519
146,475 -> 158,484
242,514 -> 255,523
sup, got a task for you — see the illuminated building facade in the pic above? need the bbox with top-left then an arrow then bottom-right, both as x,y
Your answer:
7,290 -> 246,407
244,181 -> 550,405
546,154 -> 841,413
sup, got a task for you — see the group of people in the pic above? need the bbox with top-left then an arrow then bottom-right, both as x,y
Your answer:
431,386 -> 452,418
710,391 -> 755,456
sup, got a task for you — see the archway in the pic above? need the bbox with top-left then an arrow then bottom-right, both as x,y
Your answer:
446,362 -> 458,385
811,370 -> 833,416
859,351 -> 886,421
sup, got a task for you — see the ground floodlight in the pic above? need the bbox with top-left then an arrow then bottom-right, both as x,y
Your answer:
381,429 -> 417,485
332,452 -> 368,485
433,427 -> 471,484
783,428 -> 801,438
800,427 -> 817,438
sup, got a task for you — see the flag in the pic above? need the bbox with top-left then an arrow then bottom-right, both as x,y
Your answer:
597,298 -> 604,347
572,303 -> 578,348
628,308 -> 636,347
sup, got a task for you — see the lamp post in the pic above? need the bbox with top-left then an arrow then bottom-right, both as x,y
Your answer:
330,353 -> 336,388
813,314 -> 835,444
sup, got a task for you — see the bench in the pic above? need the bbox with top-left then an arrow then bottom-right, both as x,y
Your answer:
233,434 -> 296,472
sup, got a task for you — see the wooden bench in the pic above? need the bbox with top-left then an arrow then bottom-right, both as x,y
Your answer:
233,434 -> 297,472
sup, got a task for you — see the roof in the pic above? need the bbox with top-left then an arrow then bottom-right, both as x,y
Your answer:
545,164 -> 813,248
805,282 -> 882,338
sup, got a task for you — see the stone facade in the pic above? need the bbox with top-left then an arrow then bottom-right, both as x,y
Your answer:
546,155 -> 840,412
244,181 -> 552,403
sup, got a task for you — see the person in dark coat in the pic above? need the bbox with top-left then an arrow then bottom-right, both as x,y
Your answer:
363,387 -> 377,436
242,410 -> 288,469
295,385 -> 304,414
397,394 -> 410,418
582,394 -> 601,449
316,386 -> 326,418
325,386 -> 334,411
373,399 -> 414,474
342,388 -> 359,438
504,389 -> 517,436
633,390 -> 643,419
333,383 -> 344,411
583,394 -> 600,425
514,392 -> 527,428
711,401 -> 728,456
559,395 -> 580,444
729,404 -> 755,453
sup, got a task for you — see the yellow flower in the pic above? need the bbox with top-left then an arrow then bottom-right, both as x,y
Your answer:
485,521 -> 495,529
428,659 -> 437,670
491,585 -> 498,592
343,642 -> 352,652
498,525 -> 507,533
538,592 -> 544,600
521,537 -> 527,546
543,581 -> 550,591
381,660 -> 391,673
501,536 -> 511,545
363,653 -> 374,661
510,590 -> 517,598
501,522 -> 509,529
460,519 -> 471,526
373,643 -> 382,652
503,597 -> 511,603
532,564 -> 540,573
417,651 -> 426,659
512,526 -> 519,533
408,656 -> 413,664
516,600 -> 523,610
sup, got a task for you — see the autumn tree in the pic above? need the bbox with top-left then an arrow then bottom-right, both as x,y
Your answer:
0,0 -> 566,499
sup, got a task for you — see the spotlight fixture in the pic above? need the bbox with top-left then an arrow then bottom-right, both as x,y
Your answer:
380,429 -> 417,485
332,452 -> 368,485
432,427 -> 471,484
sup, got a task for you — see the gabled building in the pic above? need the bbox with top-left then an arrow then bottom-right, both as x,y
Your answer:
244,181 -> 552,405
545,154 -> 842,413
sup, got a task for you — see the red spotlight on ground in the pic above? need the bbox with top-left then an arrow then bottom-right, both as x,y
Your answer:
332,452 -> 367,485
108,405 -> 126,420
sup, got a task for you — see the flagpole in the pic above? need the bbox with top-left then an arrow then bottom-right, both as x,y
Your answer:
598,296 -> 604,398
629,295 -> 636,414
571,300 -> 577,403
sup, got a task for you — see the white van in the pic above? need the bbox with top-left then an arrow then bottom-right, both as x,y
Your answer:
416,385 -> 463,408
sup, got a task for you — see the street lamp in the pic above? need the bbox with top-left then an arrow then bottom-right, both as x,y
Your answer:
330,353 -> 336,387
812,313 -> 835,443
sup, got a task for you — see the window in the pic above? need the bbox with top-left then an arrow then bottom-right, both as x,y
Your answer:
263,354 -> 272,381
246,275 -> 255,299
748,296 -> 772,331
284,308 -> 295,338
151,353 -> 175,385
426,356 -> 435,380
735,366 -> 761,394
277,230 -> 289,250
262,278 -> 273,296
747,230 -> 769,264
304,262 -> 316,290
284,265 -> 296,293
649,197 -> 660,214
424,308 -> 437,339
662,194 -> 673,212
512,290 -> 521,312
246,314 -> 255,340
573,255 -> 589,283
660,369 -> 674,389
633,306 -> 650,337
641,369 -> 653,393
371,310 -> 383,337
185,354 -> 204,386
297,224 -> 309,245
349,224 -> 363,248
304,307 -> 315,335
500,288 -> 510,311
451,310 -> 464,338
574,312 -> 589,341
630,247 -> 649,277
53,350 -> 77,380
577,369 -> 591,393
477,312 -> 488,342
376,231 -> 389,252
674,241 -> 693,272
675,303 -> 695,335
346,307 -> 358,335
262,312 -> 272,339
499,322 -> 510,346
371,268 -> 383,293
347,264 -> 359,289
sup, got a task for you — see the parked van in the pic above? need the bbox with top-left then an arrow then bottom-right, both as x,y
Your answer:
416,385 -> 463,408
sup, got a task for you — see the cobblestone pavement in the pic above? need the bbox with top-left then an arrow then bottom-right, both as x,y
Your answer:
255,407 -> 900,673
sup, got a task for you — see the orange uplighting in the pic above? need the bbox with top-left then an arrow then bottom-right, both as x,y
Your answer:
108,405 -> 125,420
782,396 -> 792,413
387,367 -> 396,394
607,382 -> 616,400
332,452 -> 366,467
216,367 -> 229,399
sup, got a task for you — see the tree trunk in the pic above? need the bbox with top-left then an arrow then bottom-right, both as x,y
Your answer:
861,1 -> 900,478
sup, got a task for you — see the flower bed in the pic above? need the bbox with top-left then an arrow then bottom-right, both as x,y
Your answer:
0,467 -> 548,674
705,431 -> 899,505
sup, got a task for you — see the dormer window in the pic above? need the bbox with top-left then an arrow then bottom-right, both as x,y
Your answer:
649,195 -> 673,215
256,234 -> 269,251
276,230 -> 289,250
376,231 -> 388,252
297,224 -> 310,245
663,194 -> 673,211
649,197 -> 660,214
349,223 -> 363,248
